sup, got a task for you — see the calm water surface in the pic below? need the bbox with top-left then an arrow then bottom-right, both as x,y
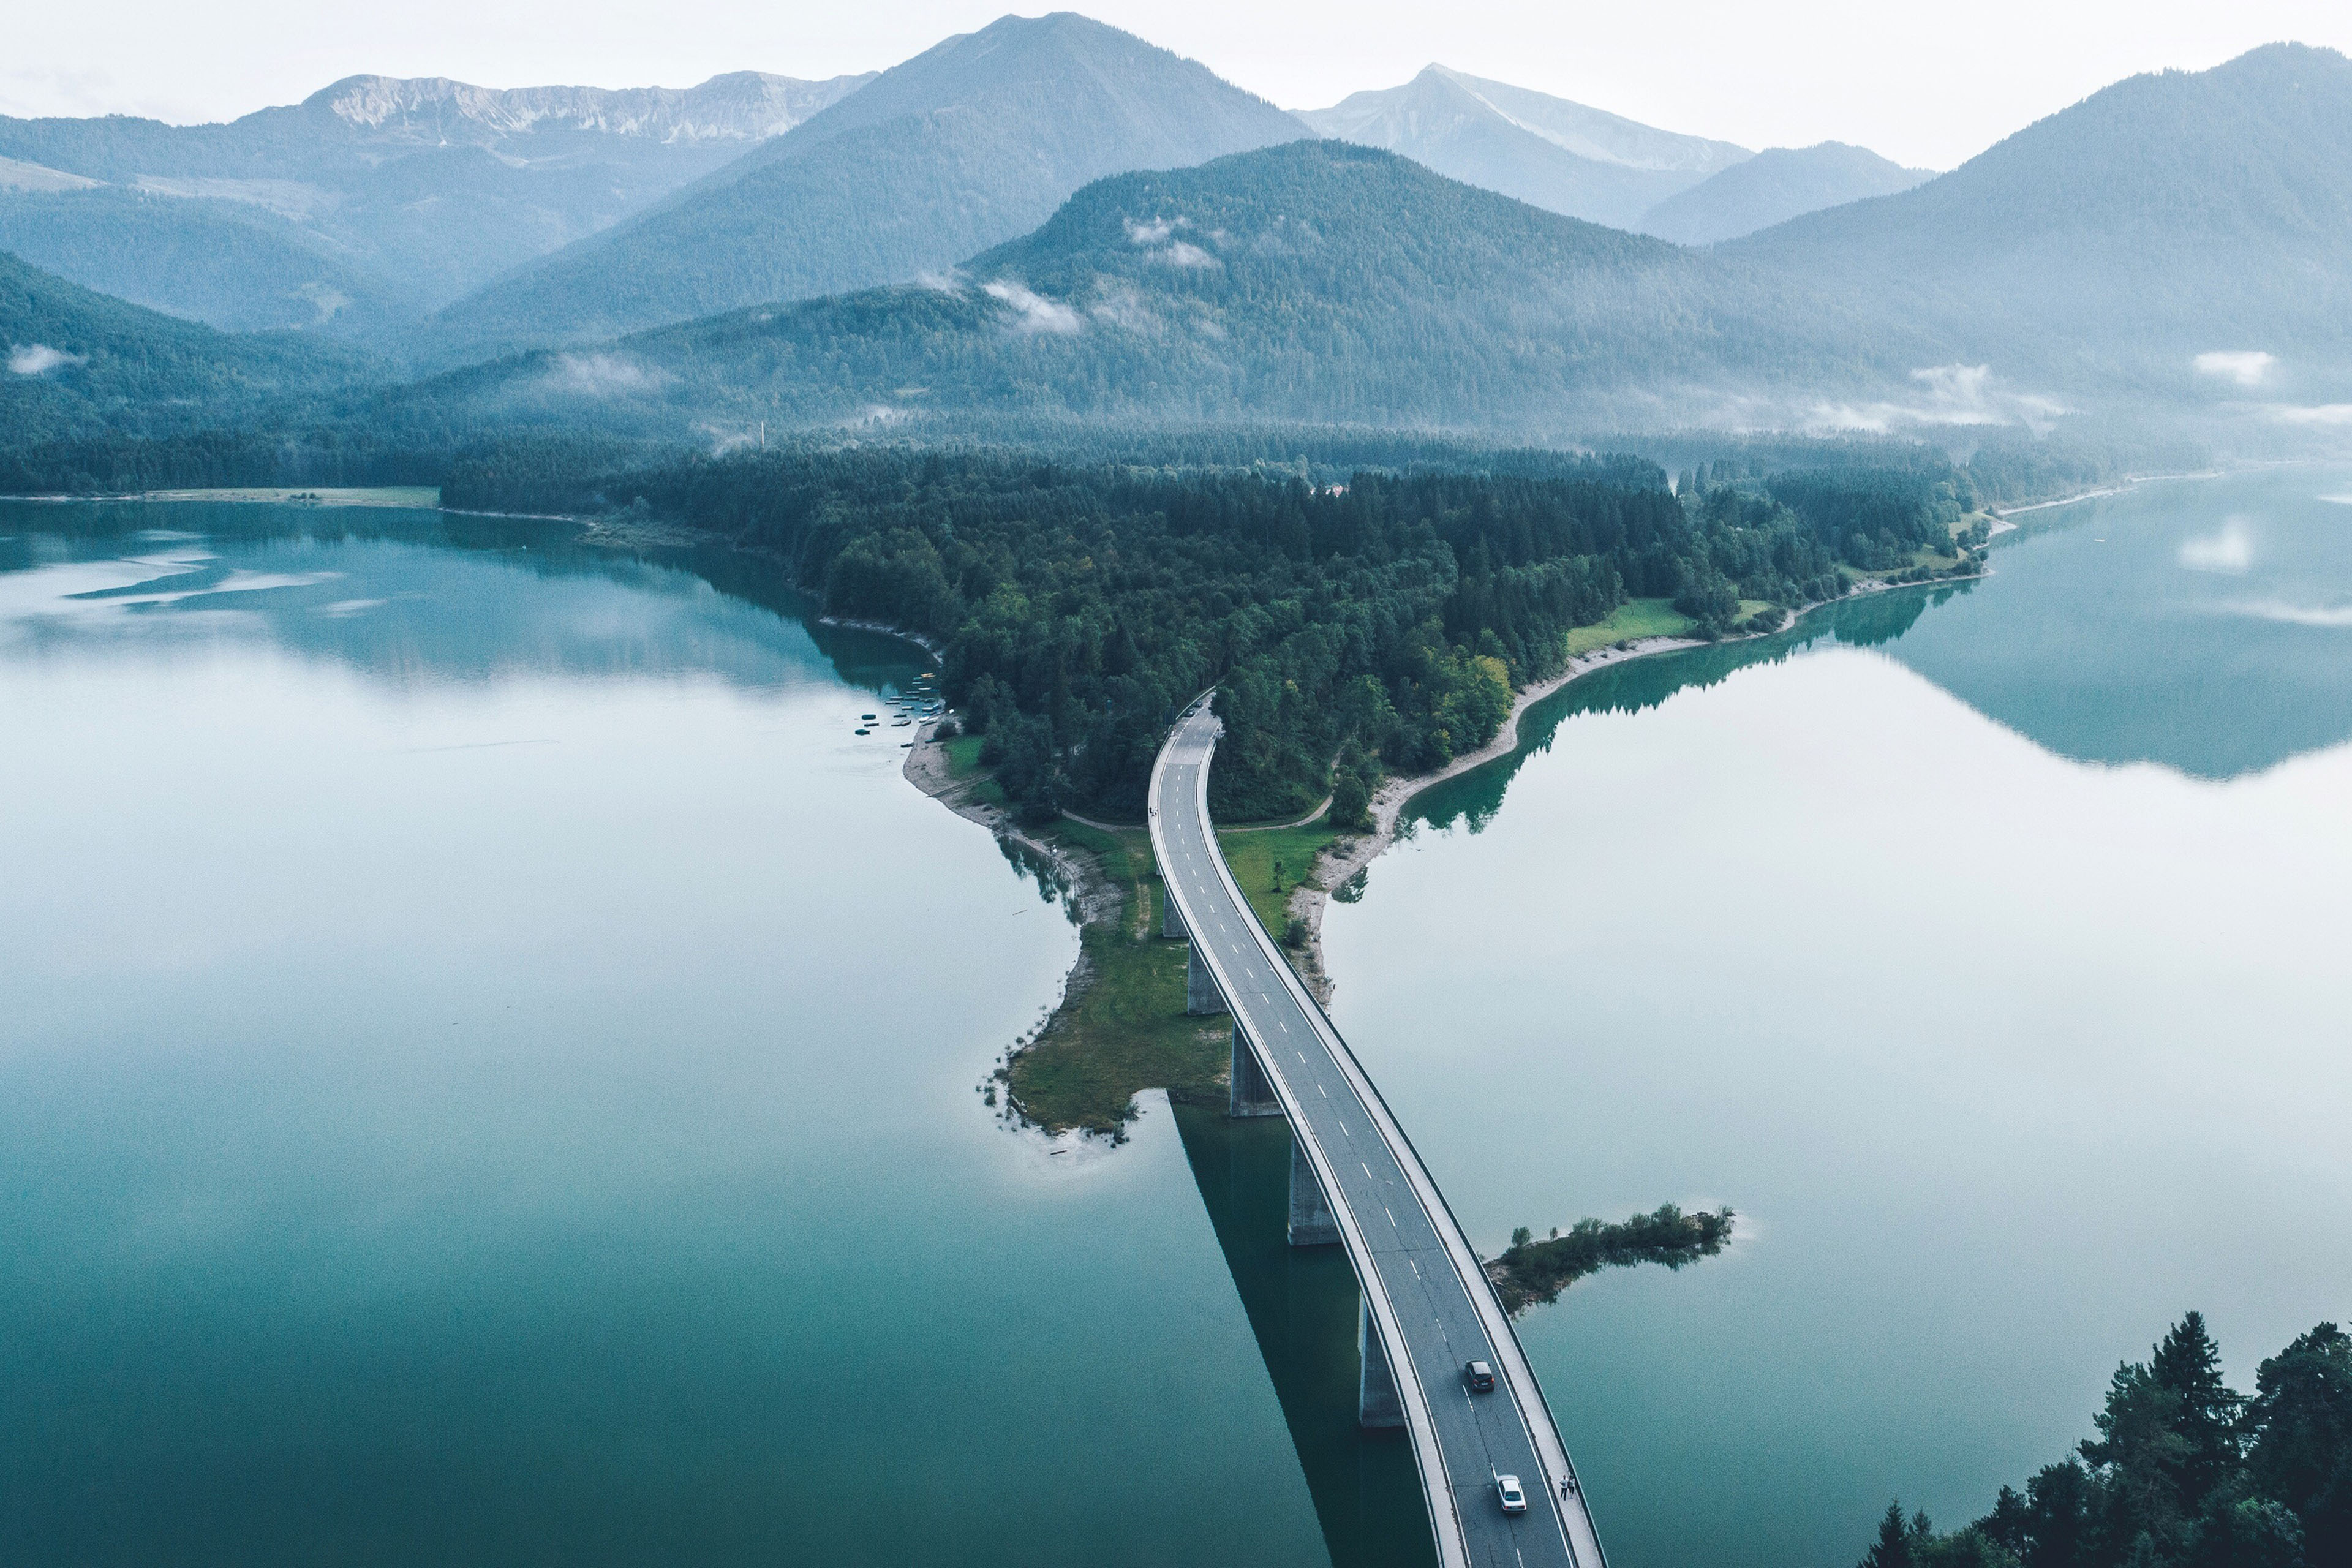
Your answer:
1321,466 -> 2352,1566
8,469 -> 2346,1568
0,504 -> 1332,1567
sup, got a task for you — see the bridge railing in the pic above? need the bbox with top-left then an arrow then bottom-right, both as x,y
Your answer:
1159,696 -> 1608,1568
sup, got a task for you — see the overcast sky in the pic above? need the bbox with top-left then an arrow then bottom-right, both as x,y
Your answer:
6,0 -> 2348,169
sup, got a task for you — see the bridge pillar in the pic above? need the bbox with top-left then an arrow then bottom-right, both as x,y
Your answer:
1359,1296 -> 1404,1428
1186,941 -> 1226,1016
1287,1137 -> 1339,1245
1230,1022 -> 1283,1118
1159,885 -> 1186,940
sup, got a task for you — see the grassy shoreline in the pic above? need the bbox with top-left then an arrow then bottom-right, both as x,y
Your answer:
932,549 -> 1993,1135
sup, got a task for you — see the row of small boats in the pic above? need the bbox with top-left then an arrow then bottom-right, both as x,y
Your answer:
854,670 -> 946,737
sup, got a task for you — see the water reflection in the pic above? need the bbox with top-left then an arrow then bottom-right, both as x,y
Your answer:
1411,467 -> 2352,836
0,500 -> 1329,1568
0,500 -> 926,701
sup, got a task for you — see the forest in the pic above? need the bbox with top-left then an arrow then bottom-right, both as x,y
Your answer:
1860,1313 -> 2349,1568
1488,1204 -> 1736,1314
443,441 -> 1978,821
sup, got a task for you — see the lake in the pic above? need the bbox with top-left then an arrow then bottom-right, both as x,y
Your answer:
4,466 -> 2345,1567
1321,466 -> 2352,1565
0,503 -> 1332,1567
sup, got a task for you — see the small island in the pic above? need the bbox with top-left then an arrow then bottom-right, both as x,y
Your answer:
1487,1204 -> 1738,1314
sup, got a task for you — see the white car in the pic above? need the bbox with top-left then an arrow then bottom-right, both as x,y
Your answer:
1495,1474 -> 1527,1515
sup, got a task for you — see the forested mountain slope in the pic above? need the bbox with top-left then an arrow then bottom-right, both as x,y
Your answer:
1638,142 -> 1929,245
400,141 -> 1904,439
0,70 -> 870,340
424,13 -> 1308,358
1727,43 -> 2352,398
0,250 -> 374,450
1299,66 -> 1747,230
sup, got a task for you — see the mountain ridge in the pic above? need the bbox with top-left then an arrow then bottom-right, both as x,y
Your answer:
0,67 -> 875,337
1300,65 -> 1746,229
1638,141 -> 1931,245
421,12 -> 1309,358
1725,42 -> 2352,393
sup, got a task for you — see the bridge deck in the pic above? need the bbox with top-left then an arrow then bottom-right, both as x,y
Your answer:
1149,701 -> 1606,1568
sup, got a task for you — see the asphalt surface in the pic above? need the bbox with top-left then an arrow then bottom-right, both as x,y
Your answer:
1149,703 -> 1605,1568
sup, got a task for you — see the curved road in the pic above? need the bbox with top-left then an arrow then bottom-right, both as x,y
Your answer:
1149,699 -> 1607,1568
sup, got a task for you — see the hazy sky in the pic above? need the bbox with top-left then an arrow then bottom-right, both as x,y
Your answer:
6,0 -> 2349,169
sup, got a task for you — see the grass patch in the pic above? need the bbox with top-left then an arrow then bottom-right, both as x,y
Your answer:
940,733 -> 987,780
1560,597 -> 1695,658
1216,823 -> 1344,937
141,486 -> 442,508
1003,823 -> 1234,1134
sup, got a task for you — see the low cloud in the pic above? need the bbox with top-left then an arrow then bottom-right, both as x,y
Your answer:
2220,598 -> 2352,628
1803,363 -> 2065,435
2194,350 -> 2275,388
2178,518 -> 2253,573
912,269 -> 965,295
296,281 -> 349,323
696,422 -> 762,456
8,342 -> 85,375
2266,403 -> 2352,426
981,279 -> 1082,336
1155,239 -> 1219,269
1088,288 -> 1160,334
544,353 -> 666,396
1123,217 -> 1218,269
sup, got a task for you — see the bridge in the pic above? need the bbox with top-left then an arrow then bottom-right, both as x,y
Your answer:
1149,697 -> 1607,1568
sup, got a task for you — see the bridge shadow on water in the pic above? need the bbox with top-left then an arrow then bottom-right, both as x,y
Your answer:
1172,1105 -> 1438,1568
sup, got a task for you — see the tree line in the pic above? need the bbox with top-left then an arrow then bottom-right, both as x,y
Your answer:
444,443 -> 1981,824
1860,1313 -> 2348,1568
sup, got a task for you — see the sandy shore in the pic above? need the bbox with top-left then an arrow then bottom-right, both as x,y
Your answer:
1278,635 -> 1699,1001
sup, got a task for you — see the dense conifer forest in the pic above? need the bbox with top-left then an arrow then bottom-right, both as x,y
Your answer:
1860,1314 -> 2350,1568
444,442 -> 1979,820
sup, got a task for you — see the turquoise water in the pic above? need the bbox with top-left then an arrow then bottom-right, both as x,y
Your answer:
1320,467 -> 2352,1566
0,505 -> 1332,1567
8,468 -> 2346,1568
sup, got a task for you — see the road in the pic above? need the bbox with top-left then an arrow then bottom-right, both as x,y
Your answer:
1148,700 -> 1607,1568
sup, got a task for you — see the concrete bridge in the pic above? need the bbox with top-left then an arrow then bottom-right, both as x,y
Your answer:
1149,697 -> 1608,1568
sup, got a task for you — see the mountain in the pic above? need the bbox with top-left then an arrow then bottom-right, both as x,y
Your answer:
423,13 -> 1310,359
396,141 -> 1896,440
0,249 -> 374,450
0,70 -> 872,340
1637,142 -> 1931,245
0,188 -> 417,335
1299,66 -> 1747,229
1726,43 -> 2352,398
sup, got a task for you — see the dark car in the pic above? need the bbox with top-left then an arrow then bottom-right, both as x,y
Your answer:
1465,1359 -> 1495,1392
